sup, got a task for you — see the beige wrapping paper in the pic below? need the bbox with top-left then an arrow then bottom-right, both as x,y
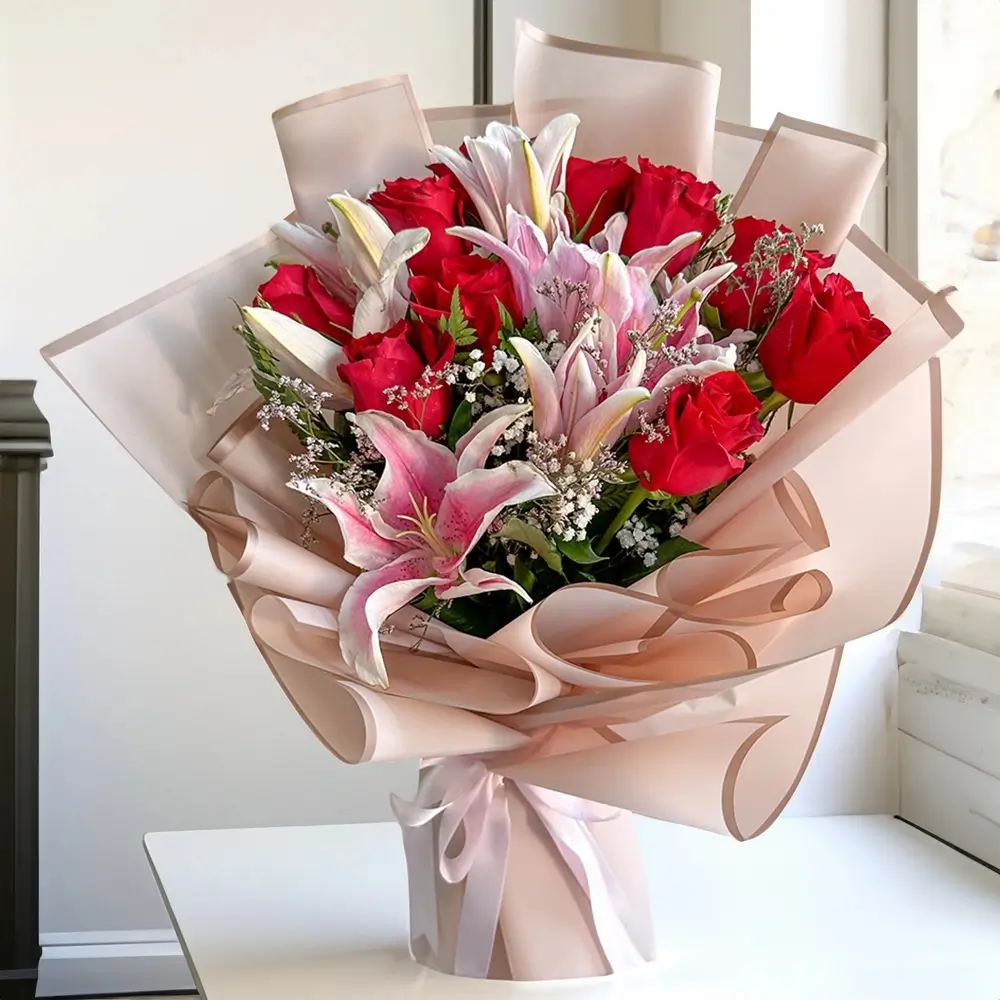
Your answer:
42,22 -> 962,983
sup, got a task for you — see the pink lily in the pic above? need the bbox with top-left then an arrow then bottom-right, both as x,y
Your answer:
509,313 -> 650,461
273,195 -> 429,338
630,265 -> 742,426
298,406 -> 555,688
271,219 -> 357,306
450,209 -> 705,344
432,115 -> 580,241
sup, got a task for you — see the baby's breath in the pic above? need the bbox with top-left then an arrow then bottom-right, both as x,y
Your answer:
617,515 -> 660,567
527,434 -> 624,542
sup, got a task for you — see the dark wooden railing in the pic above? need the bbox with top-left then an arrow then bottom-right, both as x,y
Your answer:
473,0 -> 494,105
0,381 -> 51,1000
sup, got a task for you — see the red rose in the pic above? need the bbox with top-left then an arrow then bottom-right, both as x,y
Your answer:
758,271 -> 891,404
620,158 -> 721,273
368,173 -> 468,276
710,217 -> 834,332
338,320 -> 455,437
257,264 -> 353,343
629,371 -> 764,496
410,254 -> 522,356
565,155 -> 638,241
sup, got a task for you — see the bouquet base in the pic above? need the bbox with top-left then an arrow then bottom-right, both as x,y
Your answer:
395,760 -> 656,982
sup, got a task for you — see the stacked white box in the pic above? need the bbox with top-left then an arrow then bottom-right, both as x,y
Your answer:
897,630 -> 1000,870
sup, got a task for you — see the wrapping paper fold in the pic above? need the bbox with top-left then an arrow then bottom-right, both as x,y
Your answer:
41,21 -> 962,982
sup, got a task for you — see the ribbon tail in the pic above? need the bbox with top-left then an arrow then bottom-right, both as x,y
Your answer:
392,804 -> 442,963
453,783 -> 511,978
522,787 -> 647,972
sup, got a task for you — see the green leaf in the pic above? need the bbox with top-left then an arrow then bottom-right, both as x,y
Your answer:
513,557 -> 536,595
413,589 -> 440,613
571,192 -> 608,242
519,311 -> 543,343
740,369 -> 772,393
434,598 -> 496,637
498,301 -> 517,339
444,286 -> 478,346
555,536 -> 607,565
655,536 -> 705,563
499,518 -> 563,573
446,399 -> 474,450
700,303 -> 723,331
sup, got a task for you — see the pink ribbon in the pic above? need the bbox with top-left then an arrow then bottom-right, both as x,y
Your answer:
391,757 -> 647,979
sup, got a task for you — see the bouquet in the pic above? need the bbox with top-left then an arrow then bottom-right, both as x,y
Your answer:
44,23 -> 962,983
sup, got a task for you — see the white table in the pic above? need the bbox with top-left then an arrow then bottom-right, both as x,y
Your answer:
145,815 -> 1000,999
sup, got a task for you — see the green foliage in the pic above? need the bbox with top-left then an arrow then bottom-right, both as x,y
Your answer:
498,301 -> 517,340
570,193 -> 607,243
555,536 -> 607,565
237,314 -> 345,467
700,302 -> 723,334
438,287 -> 478,347
513,556 -> 536,595
446,399 -> 474,450
519,311 -> 543,343
498,518 -> 564,573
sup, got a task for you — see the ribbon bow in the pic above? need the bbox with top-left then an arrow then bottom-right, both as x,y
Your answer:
391,756 -> 647,978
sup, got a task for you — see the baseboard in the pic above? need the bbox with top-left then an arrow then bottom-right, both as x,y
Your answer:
37,930 -> 194,998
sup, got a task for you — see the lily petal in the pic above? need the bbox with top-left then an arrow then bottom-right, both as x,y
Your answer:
560,351 -> 600,432
505,207 -> 548,273
639,348 -> 738,422
566,386 -> 650,461
347,226 -> 429,337
455,403 -> 532,476
338,552 -> 445,688
678,261 -> 738,298
295,478 -> 405,570
241,307 -> 351,399
531,113 -> 580,198
607,348 -> 649,395
272,220 -> 356,304
514,137 -> 550,231
447,225 -> 534,313
466,136 -> 511,232
328,193 -> 394,288
352,411 -> 459,532
590,212 -> 628,254
628,232 -> 704,281
508,337 -> 563,441
436,567 -> 531,602
533,235 -> 598,338
553,314 -> 598,395
351,279 -> 399,338
548,192 -> 573,241
593,251 -> 633,331
431,144 -> 505,238
435,462 -> 557,566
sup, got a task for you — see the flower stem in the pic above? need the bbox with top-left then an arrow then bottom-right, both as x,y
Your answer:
596,484 -> 651,554
758,390 -> 788,419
